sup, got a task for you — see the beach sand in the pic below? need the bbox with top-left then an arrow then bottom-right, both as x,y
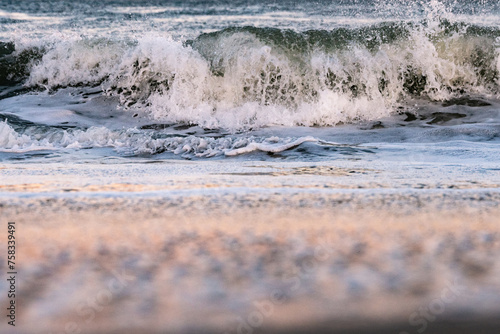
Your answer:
1,159 -> 500,333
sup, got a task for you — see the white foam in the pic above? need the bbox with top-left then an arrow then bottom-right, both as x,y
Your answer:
0,121 -> 47,152
225,136 -> 317,156
0,121 -> 322,158
20,19 -> 500,131
105,6 -> 175,15
26,37 -> 127,88
0,9 -> 65,22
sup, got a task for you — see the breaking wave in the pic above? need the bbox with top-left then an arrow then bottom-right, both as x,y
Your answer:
1,19 -> 500,130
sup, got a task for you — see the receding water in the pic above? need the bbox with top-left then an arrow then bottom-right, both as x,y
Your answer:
0,0 -> 499,161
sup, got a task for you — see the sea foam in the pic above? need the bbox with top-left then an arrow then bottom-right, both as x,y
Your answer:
5,19 -> 494,131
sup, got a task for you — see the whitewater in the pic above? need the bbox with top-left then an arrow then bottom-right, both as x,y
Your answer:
0,0 -> 499,160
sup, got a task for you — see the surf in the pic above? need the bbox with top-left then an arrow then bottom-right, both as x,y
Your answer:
0,19 -> 498,131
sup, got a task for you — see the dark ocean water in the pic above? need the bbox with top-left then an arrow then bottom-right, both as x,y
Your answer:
0,0 -> 499,161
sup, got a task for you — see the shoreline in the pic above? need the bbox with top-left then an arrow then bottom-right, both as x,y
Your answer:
1,160 -> 500,333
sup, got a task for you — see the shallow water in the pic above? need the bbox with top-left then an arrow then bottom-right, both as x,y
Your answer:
0,0 -> 499,162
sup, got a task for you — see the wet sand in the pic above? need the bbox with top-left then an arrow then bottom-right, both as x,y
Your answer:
1,160 -> 500,333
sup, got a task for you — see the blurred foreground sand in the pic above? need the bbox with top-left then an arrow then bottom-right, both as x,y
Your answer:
1,161 -> 500,333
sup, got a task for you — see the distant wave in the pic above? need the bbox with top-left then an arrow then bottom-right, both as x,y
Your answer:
1,19 -> 499,130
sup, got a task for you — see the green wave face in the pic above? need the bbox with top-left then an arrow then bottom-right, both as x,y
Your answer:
189,21 -> 500,101
2,19 -> 499,128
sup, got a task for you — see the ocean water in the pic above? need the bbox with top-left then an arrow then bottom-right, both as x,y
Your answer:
0,0 -> 499,162
2,3 -> 500,333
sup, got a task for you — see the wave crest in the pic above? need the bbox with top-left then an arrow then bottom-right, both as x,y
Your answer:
4,20 -> 500,130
